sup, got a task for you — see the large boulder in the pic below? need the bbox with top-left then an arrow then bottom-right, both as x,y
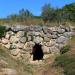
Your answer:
46,33 -> 52,38
50,27 -> 58,32
49,46 -> 60,54
27,31 -> 33,36
47,28 -> 53,34
50,39 -> 56,46
29,25 -> 42,31
10,43 -> 17,49
16,31 -> 25,38
42,46 -> 50,54
34,36 -> 43,44
11,25 -> 26,32
44,36 -> 50,42
42,26 -> 48,34
4,43 -> 11,49
56,36 -> 68,44
45,42 -> 51,47
40,31 -> 45,37
55,43 -> 65,49
19,37 -> 26,43
63,32 -> 73,38
33,31 -> 41,36
7,31 -> 14,36
10,49 -> 20,56
24,42 -> 35,51
65,27 -> 71,32
10,36 -> 19,43
1,38 -> 9,44
57,28 -> 65,34
17,42 -> 24,49
27,36 -> 32,41
5,33 -> 10,39
51,34 -> 58,39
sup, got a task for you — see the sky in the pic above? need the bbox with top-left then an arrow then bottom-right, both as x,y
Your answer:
0,0 -> 75,18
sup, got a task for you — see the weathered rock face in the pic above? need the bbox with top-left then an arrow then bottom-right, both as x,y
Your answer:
0,25 -> 74,58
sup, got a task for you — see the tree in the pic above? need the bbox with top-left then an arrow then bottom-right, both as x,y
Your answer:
62,3 -> 75,21
19,9 -> 33,22
41,4 -> 56,23
7,14 -> 19,22
0,26 -> 6,38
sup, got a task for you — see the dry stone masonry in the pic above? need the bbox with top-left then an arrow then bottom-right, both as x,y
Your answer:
0,25 -> 74,58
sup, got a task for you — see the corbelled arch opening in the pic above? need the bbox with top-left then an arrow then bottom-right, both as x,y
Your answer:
32,43 -> 44,61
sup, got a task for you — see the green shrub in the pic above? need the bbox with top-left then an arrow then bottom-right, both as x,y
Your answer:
0,25 -> 6,38
55,54 -> 75,75
60,45 -> 70,54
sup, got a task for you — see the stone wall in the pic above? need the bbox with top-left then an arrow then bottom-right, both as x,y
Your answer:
0,25 -> 74,57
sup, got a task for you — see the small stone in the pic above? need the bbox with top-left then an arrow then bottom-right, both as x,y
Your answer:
11,49 -> 20,56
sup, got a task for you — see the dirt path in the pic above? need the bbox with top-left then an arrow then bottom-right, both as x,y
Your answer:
32,54 -> 61,75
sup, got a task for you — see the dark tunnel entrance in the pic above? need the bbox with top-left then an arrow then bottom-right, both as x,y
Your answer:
32,43 -> 44,61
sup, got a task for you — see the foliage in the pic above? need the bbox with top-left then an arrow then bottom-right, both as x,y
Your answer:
0,25 -> 6,38
60,45 -> 70,54
55,54 -> 75,75
41,4 -> 56,22
41,3 -> 75,23
7,8 -> 34,23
